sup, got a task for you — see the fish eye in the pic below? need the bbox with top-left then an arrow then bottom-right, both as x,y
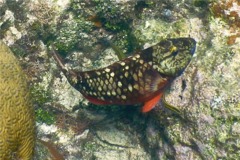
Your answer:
169,46 -> 178,57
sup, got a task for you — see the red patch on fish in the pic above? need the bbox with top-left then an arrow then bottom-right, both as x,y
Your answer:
142,92 -> 164,113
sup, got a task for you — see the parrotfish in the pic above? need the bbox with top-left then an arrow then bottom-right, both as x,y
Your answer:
51,38 -> 196,112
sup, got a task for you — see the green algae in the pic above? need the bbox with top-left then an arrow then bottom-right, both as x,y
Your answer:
0,19 -> 12,38
36,108 -> 55,125
193,0 -> 209,8
53,16 -> 94,55
31,84 -> 55,125
31,84 -> 52,107
66,0 -> 142,58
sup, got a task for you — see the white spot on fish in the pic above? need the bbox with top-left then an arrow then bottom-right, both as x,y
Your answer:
110,72 -> 115,77
108,84 -> 113,90
100,80 -> 104,86
105,68 -> 111,72
84,73 -> 90,78
121,95 -> 127,100
128,84 -> 133,92
117,88 -> 121,94
112,91 -> 116,96
133,73 -> 138,81
109,77 -> 113,83
120,62 -> 125,66
112,82 -> 117,89
138,71 -> 143,77
124,72 -> 129,78
133,84 -> 139,90
118,81 -> 122,87
144,63 -> 148,67
103,84 -> 107,91
105,79 -> 109,84
153,65 -> 158,69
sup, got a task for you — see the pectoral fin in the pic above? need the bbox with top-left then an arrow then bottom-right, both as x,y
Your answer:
141,92 -> 164,113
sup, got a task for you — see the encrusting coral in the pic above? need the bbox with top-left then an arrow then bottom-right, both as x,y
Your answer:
0,41 -> 35,159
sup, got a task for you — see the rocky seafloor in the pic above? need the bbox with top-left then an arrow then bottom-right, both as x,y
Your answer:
0,0 -> 240,159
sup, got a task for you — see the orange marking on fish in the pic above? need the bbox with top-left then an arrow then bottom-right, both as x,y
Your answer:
142,92 -> 164,113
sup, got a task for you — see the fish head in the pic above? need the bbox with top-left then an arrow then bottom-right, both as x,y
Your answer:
152,38 -> 196,77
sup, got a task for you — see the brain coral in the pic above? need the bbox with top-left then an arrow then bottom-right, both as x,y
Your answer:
0,41 -> 35,159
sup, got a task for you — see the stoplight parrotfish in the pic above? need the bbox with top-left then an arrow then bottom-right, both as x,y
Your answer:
51,38 -> 196,113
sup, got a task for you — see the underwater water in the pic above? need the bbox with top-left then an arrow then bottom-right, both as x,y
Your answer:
0,0 -> 240,159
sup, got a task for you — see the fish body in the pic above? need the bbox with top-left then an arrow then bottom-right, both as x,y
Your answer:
52,38 -> 196,112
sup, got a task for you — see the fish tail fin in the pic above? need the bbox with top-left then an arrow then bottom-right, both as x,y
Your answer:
49,46 -> 68,74
49,46 -> 79,86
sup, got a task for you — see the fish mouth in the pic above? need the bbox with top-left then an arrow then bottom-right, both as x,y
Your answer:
188,38 -> 197,55
171,37 -> 196,55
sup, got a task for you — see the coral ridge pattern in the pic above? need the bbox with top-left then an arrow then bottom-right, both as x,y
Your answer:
0,41 -> 35,159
